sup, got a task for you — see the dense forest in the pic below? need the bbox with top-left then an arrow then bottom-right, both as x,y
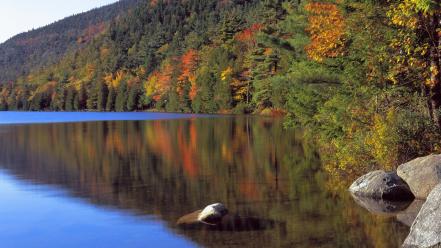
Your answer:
1,0 -> 441,177
0,0 -> 142,82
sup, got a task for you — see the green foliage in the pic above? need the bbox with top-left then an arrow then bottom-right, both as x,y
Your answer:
65,88 -> 75,111
106,87 -> 116,111
115,81 -> 128,112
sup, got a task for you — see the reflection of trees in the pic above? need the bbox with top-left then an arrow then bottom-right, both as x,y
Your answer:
0,118 -> 408,247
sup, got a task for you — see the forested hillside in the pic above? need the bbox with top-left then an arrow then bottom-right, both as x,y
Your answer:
0,0 -> 141,82
2,0 -> 441,178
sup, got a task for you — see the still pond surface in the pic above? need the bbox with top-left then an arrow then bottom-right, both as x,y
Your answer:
0,112 -> 410,247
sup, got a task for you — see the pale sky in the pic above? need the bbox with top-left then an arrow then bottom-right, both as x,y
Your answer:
0,0 -> 119,43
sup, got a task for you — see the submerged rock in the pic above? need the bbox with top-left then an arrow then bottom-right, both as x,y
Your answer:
403,184 -> 441,248
176,203 -> 275,231
177,203 -> 228,228
349,170 -> 414,201
176,210 -> 203,227
397,154 -> 441,199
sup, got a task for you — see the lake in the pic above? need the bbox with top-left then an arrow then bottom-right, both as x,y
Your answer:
0,112 -> 410,247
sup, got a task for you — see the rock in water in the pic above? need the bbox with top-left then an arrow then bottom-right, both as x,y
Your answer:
197,203 -> 228,224
397,154 -> 441,199
176,203 -> 228,228
403,184 -> 441,248
349,170 -> 414,201
176,210 -> 202,227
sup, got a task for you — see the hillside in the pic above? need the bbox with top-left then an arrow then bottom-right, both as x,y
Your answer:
2,0 -> 441,177
0,0 -> 141,82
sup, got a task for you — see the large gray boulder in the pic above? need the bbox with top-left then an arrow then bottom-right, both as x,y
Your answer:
397,154 -> 441,199
403,184 -> 441,248
349,170 -> 414,201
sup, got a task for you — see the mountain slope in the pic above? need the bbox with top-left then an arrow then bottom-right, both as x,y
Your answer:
0,0 -> 268,113
0,0 -> 141,83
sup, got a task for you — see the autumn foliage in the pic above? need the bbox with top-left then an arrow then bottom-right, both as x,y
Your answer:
145,61 -> 174,101
178,49 -> 200,100
305,2 -> 346,62
235,23 -> 263,44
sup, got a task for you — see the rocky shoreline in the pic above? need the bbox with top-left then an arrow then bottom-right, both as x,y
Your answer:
350,154 -> 441,248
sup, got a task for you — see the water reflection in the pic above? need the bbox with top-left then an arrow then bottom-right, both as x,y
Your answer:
0,117 -> 410,247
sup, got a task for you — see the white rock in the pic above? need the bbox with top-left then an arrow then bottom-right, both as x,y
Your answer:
197,203 -> 228,223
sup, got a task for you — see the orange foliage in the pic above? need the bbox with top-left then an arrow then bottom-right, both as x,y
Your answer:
178,49 -> 200,99
235,23 -> 263,44
150,64 -> 173,101
177,124 -> 199,178
305,2 -> 346,62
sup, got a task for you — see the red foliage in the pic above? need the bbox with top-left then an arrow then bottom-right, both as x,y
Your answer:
235,23 -> 263,44
178,49 -> 200,99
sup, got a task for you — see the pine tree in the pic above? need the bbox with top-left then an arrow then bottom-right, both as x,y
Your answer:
78,85 -> 88,110
106,86 -> 116,111
73,93 -> 80,111
126,83 -> 140,111
115,80 -> 128,111
65,88 -> 75,111
97,82 -> 109,111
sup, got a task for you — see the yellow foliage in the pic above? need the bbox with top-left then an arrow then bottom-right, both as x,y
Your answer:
305,2 -> 346,62
221,67 -> 233,81
366,110 -> 399,171
144,73 -> 158,97
104,71 -> 125,88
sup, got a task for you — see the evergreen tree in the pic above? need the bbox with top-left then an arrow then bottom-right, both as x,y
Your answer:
78,85 -> 88,110
115,81 -> 128,112
73,93 -> 80,111
97,82 -> 109,112
65,88 -> 75,111
126,83 -> 140,111
106,86 -> 116,111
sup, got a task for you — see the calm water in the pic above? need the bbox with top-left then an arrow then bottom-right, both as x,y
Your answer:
0,113 -> 410,247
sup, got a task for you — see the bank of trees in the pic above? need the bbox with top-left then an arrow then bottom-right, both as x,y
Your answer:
2,0 -> 441,177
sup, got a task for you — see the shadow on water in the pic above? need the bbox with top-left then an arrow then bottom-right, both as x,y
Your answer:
0,116 -> 411,247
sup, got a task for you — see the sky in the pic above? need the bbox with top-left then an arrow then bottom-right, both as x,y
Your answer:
0,0 -> 119,43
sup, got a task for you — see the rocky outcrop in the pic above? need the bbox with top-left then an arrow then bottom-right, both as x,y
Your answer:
397,154 -> 441,199
403,184 -> 441,248
349,170 -> 414,201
